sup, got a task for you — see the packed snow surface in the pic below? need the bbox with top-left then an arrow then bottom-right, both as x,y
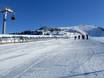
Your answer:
0,38 -> 104,78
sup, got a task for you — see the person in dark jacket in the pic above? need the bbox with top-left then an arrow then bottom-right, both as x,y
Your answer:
78,35 -> 80,39
74,36 -> 77,40
82,35 -> 85,40
86,34 -> 88,40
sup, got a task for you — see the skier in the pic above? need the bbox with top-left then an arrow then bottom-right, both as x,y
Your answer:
74,36 -> 77,40
82,35 -> 85,40
86,34 -> 88,40
78,35 -> 80,39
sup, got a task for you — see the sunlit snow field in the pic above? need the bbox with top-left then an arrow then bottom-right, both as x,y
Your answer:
0,37 -> 104,78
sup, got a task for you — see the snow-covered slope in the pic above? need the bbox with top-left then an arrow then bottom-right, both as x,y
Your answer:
8,25 -> 104,37
73,25 -> 104,37
36,25 -> 104,37
0,39 -> 104,78
57,25 -> 104,37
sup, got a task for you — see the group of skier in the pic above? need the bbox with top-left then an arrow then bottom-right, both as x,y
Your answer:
74,34 -> 88,40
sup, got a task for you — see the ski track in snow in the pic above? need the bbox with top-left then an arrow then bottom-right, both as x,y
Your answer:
0,39 -> 104,78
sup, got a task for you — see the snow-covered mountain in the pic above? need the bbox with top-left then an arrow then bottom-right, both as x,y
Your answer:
0,25 -> 104,78
74,25 -> 104,37
11,25 -> 104,37
36,25 -> 104,37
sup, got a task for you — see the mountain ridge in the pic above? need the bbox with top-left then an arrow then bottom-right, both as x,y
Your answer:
11,25 -> 104,37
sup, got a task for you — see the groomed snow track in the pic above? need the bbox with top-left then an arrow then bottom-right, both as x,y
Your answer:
0,38 -> 104,78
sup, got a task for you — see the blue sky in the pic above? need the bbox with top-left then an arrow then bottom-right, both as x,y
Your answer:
0,0 -> 104,33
